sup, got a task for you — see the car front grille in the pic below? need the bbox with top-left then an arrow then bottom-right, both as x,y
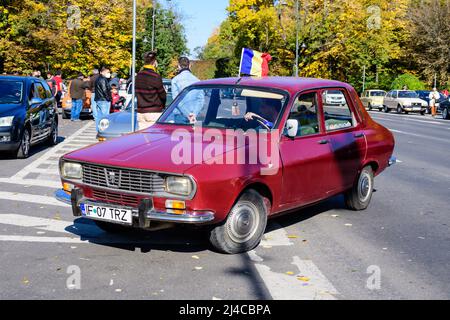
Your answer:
412,103 -> 422,107
82,163 -> 165,195
91,189 -> 140,207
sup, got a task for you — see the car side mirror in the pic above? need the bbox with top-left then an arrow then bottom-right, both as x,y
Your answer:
285,119 -> 298,139
30,97 -> 43,106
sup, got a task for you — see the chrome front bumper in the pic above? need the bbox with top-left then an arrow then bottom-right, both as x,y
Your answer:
55,189 -> 215,224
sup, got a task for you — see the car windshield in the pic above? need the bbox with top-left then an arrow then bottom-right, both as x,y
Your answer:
398,91 -> 419,98
0,80 -> 24,104
158,86 -> 288,131
370,91 -> 385,97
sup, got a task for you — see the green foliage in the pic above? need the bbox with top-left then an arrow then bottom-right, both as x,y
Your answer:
0,0 -> 187,79
138,3 -> 188,78
391,74 -> 426,90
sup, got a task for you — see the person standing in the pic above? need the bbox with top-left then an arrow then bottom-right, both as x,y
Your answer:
135,51 -> 166,130
69,72 -> 88,122
89,69 -> 100,121
46,72 -> 57,96
94,67 -> 112,130
429,87 -> 440,117
171,56 -> 203,124
54,70 -> 64,108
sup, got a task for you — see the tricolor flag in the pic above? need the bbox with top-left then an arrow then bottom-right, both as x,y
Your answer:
239,48 -> 272,77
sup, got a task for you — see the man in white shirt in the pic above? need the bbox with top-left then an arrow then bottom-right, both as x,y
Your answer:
429,88 -> 440,117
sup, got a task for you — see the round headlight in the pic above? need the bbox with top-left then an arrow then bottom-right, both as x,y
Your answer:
98,119 -> 110,132
62,162 -> 83,180
165,176 -> 193,196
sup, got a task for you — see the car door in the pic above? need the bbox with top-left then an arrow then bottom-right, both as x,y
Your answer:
279,91 -> 335,207
321,88 -> 367,193
385,91 -> 394,109
27,82 -> 43,141
40,80 -> 56,136
33,82 -> 51,137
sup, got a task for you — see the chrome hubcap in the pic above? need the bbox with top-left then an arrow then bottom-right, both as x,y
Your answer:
358,172 -> 372,202
227,202 -> 259,243
22,131 -> 29,155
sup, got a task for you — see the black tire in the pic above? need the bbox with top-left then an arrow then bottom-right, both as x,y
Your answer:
383,105 -> 390,113
420,111 -> 426,116
378,107 -> 383,112
47,120 -> 58,146
16,127 -> 31,159
397,105 -> 403,114
209,190 -> 268,254
345,166 -> 374,211
443,108 -> 450,120
94,221 -> 130,233
368,103 -> 372,111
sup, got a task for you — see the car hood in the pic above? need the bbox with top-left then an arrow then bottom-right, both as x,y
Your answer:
0,104 -> 25,118
101,111 -> 136,135
64,125 -> 261,174
397,98 -> 426,104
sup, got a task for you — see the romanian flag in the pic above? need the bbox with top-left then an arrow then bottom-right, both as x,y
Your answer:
239,48 -> 272,77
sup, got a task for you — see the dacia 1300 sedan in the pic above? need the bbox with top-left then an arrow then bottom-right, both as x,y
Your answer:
55,77 -> 396,254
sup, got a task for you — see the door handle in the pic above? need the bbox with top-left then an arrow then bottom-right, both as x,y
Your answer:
354,133 -> 365,138
318,139 -> 330,145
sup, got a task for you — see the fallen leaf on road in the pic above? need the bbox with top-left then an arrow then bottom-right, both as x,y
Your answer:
345,224 -> 353,227
115,289 -> 122,293
297,276 -> 310,282
192,255 -> 200,260
262,246 -> 272,249
288,235 -> 298,239
195,267 -> 203,271
22,277 -> 30,285
286,272 -> 295,275
331,215 -> 339,218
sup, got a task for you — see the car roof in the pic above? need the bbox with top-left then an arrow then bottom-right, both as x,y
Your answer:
0,75 -> 41,82
194,77 -> 352,94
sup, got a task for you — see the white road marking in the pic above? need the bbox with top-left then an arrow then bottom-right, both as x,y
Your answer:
0,192 -> 69,207
254,256 -> 339,300
260,224 -> 294,247
388,129 -> 450,144
0,214 -> 90,234
0,122 -> 96,189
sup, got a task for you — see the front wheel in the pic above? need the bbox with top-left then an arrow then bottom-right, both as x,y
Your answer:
397,105 -> 403,114
16,128 -> 31,159
47,120 -> 58,146
345,166 -> 374,211
209,190 -> 268,254
383,105 -> 390,113
443,108 -> 450,120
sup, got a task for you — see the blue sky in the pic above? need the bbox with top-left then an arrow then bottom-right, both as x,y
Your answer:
168,0 -> 229,57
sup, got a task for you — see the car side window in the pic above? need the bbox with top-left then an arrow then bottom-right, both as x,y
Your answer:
41,81 -> 53,98
322,89 -> 356,132
34,83 -> 46,100
288,92 -> 320,137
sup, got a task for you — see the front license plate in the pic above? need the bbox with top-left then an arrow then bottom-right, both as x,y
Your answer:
80,203 -> 133,225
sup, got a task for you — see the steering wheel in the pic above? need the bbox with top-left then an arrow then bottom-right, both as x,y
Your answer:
252,115 -> 272,131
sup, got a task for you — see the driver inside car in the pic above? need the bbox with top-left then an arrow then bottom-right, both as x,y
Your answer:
244,98 -> 280,129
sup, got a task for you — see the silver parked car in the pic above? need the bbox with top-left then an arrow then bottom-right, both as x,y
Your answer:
383,90 -> 428,115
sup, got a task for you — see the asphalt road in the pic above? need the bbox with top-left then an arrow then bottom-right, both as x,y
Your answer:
0,111 -> 448,300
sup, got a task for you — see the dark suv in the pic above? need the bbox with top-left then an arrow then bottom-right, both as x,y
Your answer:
0,76 -> 59,158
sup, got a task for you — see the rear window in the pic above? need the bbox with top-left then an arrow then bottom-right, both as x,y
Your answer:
0,80 -> 24,104
370,91 -> 385,97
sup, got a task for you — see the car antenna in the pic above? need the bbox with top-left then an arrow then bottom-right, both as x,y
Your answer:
235,77 -> 243,85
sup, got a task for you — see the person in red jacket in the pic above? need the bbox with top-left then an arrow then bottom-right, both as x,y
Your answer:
53,70 -> 64,108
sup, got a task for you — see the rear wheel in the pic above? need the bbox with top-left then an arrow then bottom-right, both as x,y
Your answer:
368,103 -> 372,111
345,166 -> 374,211
209,190 -> 268,254
383,105 -> 390,113
397,105 -> 403,114
16,128 -> 31,159
443,108 -> 450,120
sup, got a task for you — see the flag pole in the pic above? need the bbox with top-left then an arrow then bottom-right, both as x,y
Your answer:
238,48 -> 244,77
131,0 -> 137,132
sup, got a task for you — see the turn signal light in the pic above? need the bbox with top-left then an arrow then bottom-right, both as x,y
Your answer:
165,200 -> 186,215
63,183 -> 75,194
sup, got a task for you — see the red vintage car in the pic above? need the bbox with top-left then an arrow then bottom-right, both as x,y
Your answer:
56,77 -> 396,254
